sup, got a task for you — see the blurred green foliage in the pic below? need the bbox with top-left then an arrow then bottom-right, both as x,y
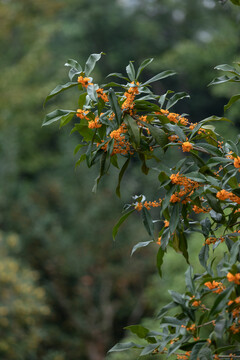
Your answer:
0,0 -> 240,359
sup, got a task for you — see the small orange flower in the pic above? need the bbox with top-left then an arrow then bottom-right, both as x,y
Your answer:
234,156 -> 240,169
182,142 -> 193,152
77,76 -> 93,88
227,272 -> 240,285
164,220 -> 169,227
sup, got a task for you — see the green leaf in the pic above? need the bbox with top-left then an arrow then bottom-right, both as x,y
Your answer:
161,316 -> 184,327
230,0 -> 240,5
170,203 -> 180,234
158,90 -> 174,108
78,92 -> 88,108
116,157 -> 130,198
166,92 -> 190,110
209,285 -> 234,317
112,209 -> 135,240
224,93 -> 240,111
199,245 -> 209,269
157,302 -> 177,319
44,82 -> 78,105
214,63 -> 240,74
124,325 -> 149,339
208,75 -> 240,86
108,342 -> 143,353
59,112 -> 75,128
232,188 -> 240,197
131,240 -> 153,256
73,123 -> 96,142
190,343 -> 205,360
199,115 -> 232,125
136,58 -> 154,79
160,228 -> 171,250
199,347 -> 213,360
200,218 -> 211,237
156,247 -> 165,277
42,109 -> 76,127
126,61 -> 136,81
205,193 -> 223,214
108,88 -> 122,126
87,84 -> 98,102
185,266 -> 195,293
124,114 -> 140,146
179,231 -> 189,264
142,207 -> 154,237
215,345 -> 238,354
142,70 -> 176,86
165,123 -> 186,142
84,52 -> 104,76
144,123 -> 168,147
65,59 -> 83,80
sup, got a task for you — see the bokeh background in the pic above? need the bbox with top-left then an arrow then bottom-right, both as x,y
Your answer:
0,0 -> 240,359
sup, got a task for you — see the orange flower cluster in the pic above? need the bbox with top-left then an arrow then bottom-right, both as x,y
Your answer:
192,205 -> 210,214
234,156 -> 240,169
76,109 -> 90,120
216,190 -> 240,204
88,117 -> 102,129
192,300 -> 201,307
186,324 -> 196,333
182,141 -> 193,152
205,236 -> 224,245
168,134 -> 179,142
135,199 -> 162,211
122,82 -> 139,114
229,323 -> 240,334
227,272 -> 240,285
226,151 -> 234,160
99,123 -> 133,156
77,76 -> 93,88
204,281 -> 225,294
177,352 -> 191,360
170,173 -> 199,204
96,88 -> 108,102
156,237 -> 161,245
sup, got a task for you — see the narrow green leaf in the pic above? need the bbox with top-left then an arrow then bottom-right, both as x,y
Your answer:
131,240 -> 153,256
44,82 -> 78,105
112,209 -> 135,240
142,207 -> 154,237
136,58 -> 154,79
214,64 -> 240,75
199,245 -> 209,269
205,193 -> 223,214
170,203 -> 180,234
84,52 -> 104,76
124,114 -> 140,146
157,302 -> 177,319
65,59 -> 83,80
209,285 -> 234,317
190,343 -> 205,360
126,61 -> 135,81
124,325 -> 149,339
224,93 -> 240,111
42,109 -> 75,127
108,88 -> 122,125
156,247 -> 165,277
166,92 -> 190,110
144,123 -> 168,147
143,70 -> 176,86
165,123 -> 186,142
116,157 -> 130,198
108,342 -> 143,353
185,266 -> 195,293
